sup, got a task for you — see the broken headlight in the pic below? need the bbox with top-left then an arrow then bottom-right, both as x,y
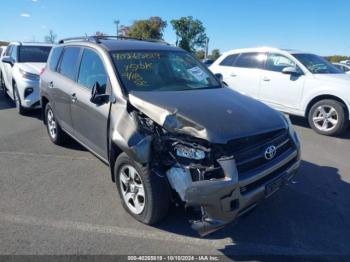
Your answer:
175,144 -> 206,160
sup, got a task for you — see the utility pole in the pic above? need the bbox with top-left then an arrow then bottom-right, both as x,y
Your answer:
205,37 -> 209,59
114,20 -> 120,36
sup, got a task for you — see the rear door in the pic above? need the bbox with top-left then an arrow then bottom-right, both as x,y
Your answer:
52,46 -> 82,134
258,53 -> 305,111
71,48 -> 110,160
224,52 -> 265,99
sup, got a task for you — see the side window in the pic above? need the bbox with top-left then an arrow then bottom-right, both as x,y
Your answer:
10,46 -> 18,61
235,52 -> 265,69
58,47 -> 81,80
265,53 -> 296,72
219,54 -> 239,66
78,49 -> 107,91
48,47 -> 63,71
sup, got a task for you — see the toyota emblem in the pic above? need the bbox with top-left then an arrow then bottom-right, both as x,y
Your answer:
264,145 -> 277,160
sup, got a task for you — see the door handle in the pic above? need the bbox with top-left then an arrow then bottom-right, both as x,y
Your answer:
230,73 -> 237,77
71,93 -> 77,103
262,77 -> 270,81
48,81 -> 54,88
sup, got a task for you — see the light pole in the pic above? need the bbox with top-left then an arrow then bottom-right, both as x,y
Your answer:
114,20 -> 120,36
205,37 -> 209,60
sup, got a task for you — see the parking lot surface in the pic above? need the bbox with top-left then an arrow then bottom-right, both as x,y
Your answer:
0,89 -> 350,259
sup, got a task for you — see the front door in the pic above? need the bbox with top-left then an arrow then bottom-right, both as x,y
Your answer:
259,53 -> 305,112
70,48 -> 110,160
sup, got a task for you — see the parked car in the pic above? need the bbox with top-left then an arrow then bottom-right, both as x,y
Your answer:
40,36 -> 300,236
1,42 -> 52,114
0,45 -> 8,89
210,47 -> 350,136
201,59 -> 214,67
340,60 -> 350,66
333,62 -> 350,74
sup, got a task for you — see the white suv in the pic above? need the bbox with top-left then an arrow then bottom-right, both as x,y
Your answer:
1,42 -> 52,114
210,47 -> 350,136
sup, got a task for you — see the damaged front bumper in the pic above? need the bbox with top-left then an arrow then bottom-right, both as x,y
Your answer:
167,147 -> 300,237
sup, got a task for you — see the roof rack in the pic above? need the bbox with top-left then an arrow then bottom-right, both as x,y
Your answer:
58,35 -> 170,45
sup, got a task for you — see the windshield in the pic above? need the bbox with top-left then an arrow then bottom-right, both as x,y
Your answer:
18,46 -> 52,63
111,51 -> 220,92
292,53 -> 342,74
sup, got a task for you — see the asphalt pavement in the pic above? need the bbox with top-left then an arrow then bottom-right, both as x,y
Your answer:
0,89 -> 349,260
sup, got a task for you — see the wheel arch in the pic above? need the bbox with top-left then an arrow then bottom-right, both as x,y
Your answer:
41,96 -> 49,124
109,142 -> 123,182
305,94 -> 349,119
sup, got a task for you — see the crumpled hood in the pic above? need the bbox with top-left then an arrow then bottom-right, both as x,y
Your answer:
313,73 -> 350,86
18,63 -> 46,75
129,88 -> 287,144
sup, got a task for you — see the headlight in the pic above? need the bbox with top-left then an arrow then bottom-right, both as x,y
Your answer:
175,144 -> 206,160
19,68 -> 40,81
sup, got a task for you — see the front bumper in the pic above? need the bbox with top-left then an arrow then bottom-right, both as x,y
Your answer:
16,78 -> 40,109
167,146 -> 301,236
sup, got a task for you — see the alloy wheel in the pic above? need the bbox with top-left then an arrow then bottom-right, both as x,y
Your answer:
312,105 -> 338,132
119,164 -> 146,215
47,109 -> 57,140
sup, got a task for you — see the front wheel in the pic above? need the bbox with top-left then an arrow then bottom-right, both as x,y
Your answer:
308,99 -> 349,136
13,84 -> 25,115
114,153 -> 170,225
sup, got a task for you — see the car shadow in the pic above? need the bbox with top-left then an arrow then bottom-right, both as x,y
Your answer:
289,115 -> 350,140
155,160 -> 350,259
0,88 -> 15,110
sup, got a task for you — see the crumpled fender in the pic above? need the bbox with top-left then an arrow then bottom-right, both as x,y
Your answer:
109,100 -> 153,164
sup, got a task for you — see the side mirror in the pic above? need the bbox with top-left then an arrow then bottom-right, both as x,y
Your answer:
2,56 -> 14,66
90,82 -> 109,105
214,73 -> 223,82
282,66 -> 302,76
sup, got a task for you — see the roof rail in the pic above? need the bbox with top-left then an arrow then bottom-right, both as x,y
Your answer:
58,35 -> 170,45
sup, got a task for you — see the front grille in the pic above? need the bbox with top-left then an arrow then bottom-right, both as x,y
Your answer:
223,129 -> 293,175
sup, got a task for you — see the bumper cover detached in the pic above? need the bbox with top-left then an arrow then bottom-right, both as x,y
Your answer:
167,148 -> 300,237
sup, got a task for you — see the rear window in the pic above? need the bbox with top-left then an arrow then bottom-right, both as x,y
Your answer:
235,52 -> 265,69
48,47 -> 63,71
58,47 -> 81,80
18,46 -> 52,63
219,54 -> 239,66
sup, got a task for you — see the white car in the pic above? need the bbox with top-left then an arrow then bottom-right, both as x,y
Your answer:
210,47 -> 350,136
333,63 -> 350,74
340,60 -> 350,66
1,42 -> 52,114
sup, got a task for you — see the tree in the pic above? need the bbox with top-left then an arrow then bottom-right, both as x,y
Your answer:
170,16 -> 207,52
126,16 -> 167,40
208,49 -> 221,60
195,50 -> 205,60
44,30 -> 57,44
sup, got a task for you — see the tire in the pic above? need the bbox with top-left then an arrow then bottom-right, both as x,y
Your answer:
308,99 -> 349,136
45,103 -> 68,145
0,71 -> 4,90
13,83 -> 25,115
114,152 -> 170,225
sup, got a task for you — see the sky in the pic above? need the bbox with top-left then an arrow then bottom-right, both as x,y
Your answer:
1,0 -> 349,56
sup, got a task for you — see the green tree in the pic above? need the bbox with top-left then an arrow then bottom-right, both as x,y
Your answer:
126,16 -> 167,40
195,50 -> 205,60
44,30 -> 57,44
208,49 -> 221,60
170,16 -> 207,52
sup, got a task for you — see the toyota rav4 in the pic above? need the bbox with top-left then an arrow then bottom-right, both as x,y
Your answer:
40,36 -> 301,236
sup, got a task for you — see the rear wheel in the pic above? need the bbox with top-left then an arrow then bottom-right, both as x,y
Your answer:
45,103 -> 68,145
114,153 -> 170,225
13,83 -> 25,115
308,99 -> 349,136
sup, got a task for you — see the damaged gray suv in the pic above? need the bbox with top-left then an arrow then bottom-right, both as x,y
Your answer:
40,36 -> 301,236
